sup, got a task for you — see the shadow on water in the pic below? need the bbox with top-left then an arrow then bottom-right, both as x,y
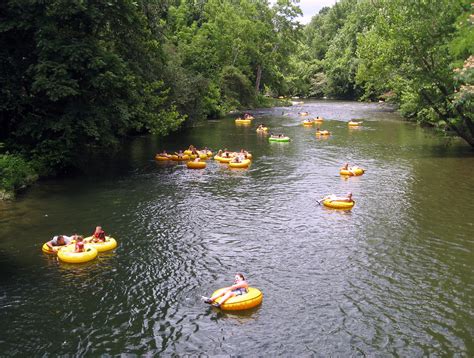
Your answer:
209,305 -> 262,323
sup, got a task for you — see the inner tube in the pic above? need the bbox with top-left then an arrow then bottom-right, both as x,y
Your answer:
155,155 -> 170,161
84,237 -> 118,252
315,130 -> 330,136
187,161 -> 206,169
348,121 -> 362,126
171,154 -> 190,161
42,243 -> 64,255
313,118 -> 323,123
214,155 -> 233,163
211,287 -> 263,311
256,127 -> 268,132
235,119 -> 251,124
229,159 -> 251,168
57,244 -> 98,263
340,167 -> 365,176
198,152 -> 209,160
322,199 -> 355,210
302,121 -> 313,126
183,150 -> 193,155
269,136 -> 290,142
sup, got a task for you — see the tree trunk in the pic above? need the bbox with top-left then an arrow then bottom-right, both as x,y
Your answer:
420,90 -> 474,146
255,64 -> 262,95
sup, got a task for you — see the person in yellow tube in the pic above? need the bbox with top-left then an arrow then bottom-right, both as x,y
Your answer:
203,273 -> 249,308
46,235 -> 75,248
321,192 -> 353,203
340,163 -> 358,176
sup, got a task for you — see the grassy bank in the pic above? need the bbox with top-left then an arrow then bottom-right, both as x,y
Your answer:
0,154 -> 38,200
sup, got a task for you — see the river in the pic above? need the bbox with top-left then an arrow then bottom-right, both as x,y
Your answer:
0,100 -> 473,356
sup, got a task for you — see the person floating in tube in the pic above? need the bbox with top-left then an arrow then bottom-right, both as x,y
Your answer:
203,273 -> 249,308
321,192 -> 353,203
46,235 -> 75,248
90,226 -> 106,243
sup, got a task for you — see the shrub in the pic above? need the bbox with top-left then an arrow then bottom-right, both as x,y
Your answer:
0,154 -> 38,198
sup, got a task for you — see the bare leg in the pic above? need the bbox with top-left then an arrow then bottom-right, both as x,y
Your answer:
204,289 -> 228,304
209,290 -> 227,302
213,291 -> 236,307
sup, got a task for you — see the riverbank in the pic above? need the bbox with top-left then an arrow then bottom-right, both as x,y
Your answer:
1,97 -> 293,200
0,154 -> 37,200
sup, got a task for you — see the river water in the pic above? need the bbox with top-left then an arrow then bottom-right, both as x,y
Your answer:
0,100 -> 473,356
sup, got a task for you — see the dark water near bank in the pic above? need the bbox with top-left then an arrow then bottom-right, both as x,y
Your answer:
1,100 -> 473,356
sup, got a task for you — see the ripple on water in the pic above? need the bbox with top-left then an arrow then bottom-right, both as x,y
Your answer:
1,101 -> 473,356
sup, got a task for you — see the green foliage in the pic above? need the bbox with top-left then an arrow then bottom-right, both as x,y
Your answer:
202,82 -> 226,118
286,0 -> 473,146
321,0 -> 369,98
220,65 -> 255,108
1,0 -> 304,181
163,0 -> 301,118
355,0 -> 474,145
287,0 -> 361,98
0,154 -> 38,197
0,0 -> 184,174
449,7 -> 474,64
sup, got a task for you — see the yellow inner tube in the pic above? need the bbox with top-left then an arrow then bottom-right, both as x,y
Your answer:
340,167 -> 365,176
155,155 -> 170,161
323,199 -> 355,210
313,118 -> 323,123
42,243 -> 64,255
229,159 -> 251,168
214,155 -> 233,163
171,154 -> 190,161
348,121 -> 362,126
235,119 -> 251,124
256,127 -> 268,132
212,287 -> 263,311
187,161 -> 206,169
183,150 -> 193,155
316,130 -> 330,136
57,244 -> 98,263
84,237 -> 118,252
303,121 -> 313,126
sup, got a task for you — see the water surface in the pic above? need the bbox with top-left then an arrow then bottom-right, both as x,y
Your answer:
1,100 -> 473,356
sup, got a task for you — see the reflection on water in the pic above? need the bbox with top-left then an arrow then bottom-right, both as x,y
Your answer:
211,305 -> 261,323
0,100 -> 473,356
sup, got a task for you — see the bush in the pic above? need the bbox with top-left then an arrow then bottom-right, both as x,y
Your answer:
0,154 -> 38,198
219,66 -> 255,107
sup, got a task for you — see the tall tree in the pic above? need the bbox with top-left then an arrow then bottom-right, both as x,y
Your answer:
356,0 -> 473,145
0,0 -> 183,173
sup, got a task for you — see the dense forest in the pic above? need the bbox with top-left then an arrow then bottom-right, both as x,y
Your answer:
0,0 -> 472,198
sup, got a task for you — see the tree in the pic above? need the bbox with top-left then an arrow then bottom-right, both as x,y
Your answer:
356,0 -> 474,145
0,0 -> 184,173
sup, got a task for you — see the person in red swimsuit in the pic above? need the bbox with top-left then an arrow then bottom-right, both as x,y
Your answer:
74,236 -> 85,253
91,226 -> 106,243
